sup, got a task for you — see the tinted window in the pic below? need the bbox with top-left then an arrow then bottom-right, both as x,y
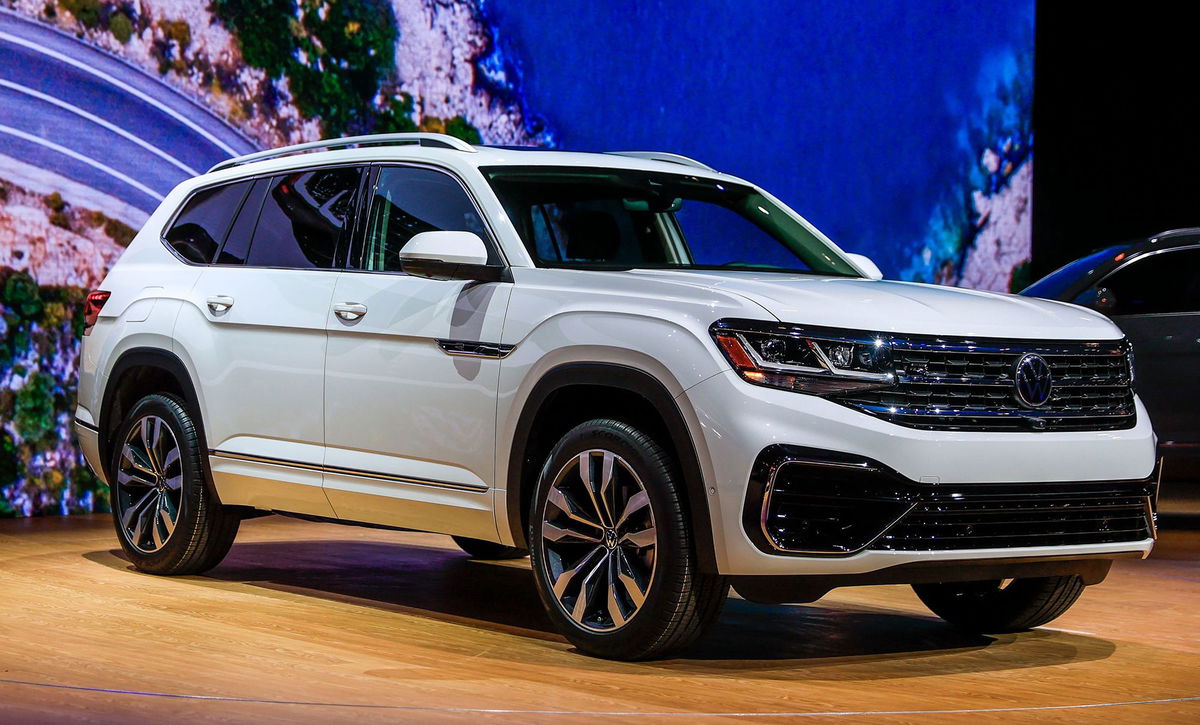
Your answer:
1021,245 -> 1129,299
360,166 -> 492,271
675,202 -> 810,269
1086,248 -> 1200,315
244,167 -> 362,269
163,181 -> 251,263
215,178 -> 267,265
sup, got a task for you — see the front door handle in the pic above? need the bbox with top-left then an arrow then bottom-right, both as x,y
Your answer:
333,302 -> 368,321
206,295 -> 235,314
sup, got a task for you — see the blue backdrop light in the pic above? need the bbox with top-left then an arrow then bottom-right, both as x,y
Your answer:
483,0 -> 1034,284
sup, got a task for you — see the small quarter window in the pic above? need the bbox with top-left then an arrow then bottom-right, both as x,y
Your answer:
244,167 -> 362,269
360,167 -> 493,272
163,181 -> 252,264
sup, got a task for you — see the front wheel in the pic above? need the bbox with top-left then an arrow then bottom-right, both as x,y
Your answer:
913,575 -> 1087,633
528,419 -> 727,660
110,394 -> 240,575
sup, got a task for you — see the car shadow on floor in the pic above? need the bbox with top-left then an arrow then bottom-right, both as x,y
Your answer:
87,537 -> 1117,677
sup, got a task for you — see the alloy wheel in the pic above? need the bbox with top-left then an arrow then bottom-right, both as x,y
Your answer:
115,415 -> 183,554
539,449 -> 658,632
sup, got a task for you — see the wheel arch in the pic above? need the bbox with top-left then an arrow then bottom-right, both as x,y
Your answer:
504,362 -> 718,572
98,347 -> 209,487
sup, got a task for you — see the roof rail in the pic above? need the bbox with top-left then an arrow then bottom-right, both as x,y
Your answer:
208,132 -> 478,173
1150,227 -> 1200,241
605,151 -> 717,172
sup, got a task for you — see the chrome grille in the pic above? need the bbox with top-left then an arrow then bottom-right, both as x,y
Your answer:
836,337 -> 1135,432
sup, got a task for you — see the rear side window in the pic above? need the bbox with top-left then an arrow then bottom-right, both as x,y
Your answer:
163,181 -> 252,264
243,167 -> 362,269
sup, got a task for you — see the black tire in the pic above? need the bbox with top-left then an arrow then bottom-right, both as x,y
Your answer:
528,419 -> 727,660
452,536 -> 528,560
913,575 -> 1086,633
109,393 -> 239,575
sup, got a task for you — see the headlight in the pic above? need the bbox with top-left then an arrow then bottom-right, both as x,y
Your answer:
710,320 -> 895,395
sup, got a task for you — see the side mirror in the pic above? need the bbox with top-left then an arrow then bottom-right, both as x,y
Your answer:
399,231 -> 504,281
845,253 -> 884,280
1074,286 -> 1117,314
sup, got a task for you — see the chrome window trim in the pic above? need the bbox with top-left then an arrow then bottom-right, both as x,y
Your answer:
158,161 -> 369,266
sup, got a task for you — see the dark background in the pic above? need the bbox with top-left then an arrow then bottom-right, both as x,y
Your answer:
1033,4 -> 1200,277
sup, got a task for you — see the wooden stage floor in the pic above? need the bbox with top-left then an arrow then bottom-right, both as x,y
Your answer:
1,514 -> 1196,723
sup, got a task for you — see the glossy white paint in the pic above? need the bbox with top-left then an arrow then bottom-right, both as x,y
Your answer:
176,265 -> 337,517
78,140 -> 1158,579
682,370 -> 1157,573
844,253 -> 884,280
399,230 -> 490,267
322,270 -> 509,535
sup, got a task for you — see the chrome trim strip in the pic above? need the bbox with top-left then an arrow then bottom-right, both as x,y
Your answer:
775,456 -> 879,472
711,319 -> 1129,356
890,341 -> 1127,356
894,374 -> 1130,388
208,450 -> 488,492
435,339 -> 515,359
852,403 -> 1134,420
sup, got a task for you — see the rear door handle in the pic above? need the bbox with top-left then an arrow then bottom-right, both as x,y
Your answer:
206,295 -> 235,314
333,302 -> 368,321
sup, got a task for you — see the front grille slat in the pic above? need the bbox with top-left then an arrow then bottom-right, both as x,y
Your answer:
837,337 -> 1135,432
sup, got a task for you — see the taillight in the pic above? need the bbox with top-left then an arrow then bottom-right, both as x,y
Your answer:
83,290 -> 111,335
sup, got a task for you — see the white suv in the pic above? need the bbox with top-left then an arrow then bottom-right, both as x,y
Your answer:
76,133 -> 1158,660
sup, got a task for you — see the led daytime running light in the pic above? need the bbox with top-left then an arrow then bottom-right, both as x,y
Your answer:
712,324 -> 896,396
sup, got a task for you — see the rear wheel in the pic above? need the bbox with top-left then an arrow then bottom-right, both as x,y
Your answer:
452,536 -> 527,560
528,419 -> 727,660
110,394 -> 239,575
913,575 -> 1086,633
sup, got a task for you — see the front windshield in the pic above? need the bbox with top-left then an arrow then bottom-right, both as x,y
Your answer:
482,166 -> 859,276
1021,245 -> 1129,299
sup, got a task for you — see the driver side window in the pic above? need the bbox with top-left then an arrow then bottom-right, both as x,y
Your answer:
359,166 -> 492,272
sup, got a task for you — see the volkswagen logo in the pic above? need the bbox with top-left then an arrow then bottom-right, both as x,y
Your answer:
1013,353 -> 1053,408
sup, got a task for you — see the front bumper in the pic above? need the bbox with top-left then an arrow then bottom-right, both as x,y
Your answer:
745,444 -> 1157,555
682,370 -> 1159,575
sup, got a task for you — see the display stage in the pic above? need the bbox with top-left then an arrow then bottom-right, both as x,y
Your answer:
1,515 -> 1196,723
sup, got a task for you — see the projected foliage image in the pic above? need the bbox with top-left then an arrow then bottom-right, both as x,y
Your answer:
0,0 -> 1033,515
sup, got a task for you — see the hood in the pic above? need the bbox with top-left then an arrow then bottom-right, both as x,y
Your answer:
627,270 -> 1124,340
